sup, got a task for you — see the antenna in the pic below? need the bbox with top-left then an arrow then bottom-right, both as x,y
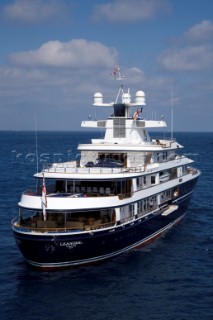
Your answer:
115,85 -> 124,103
34,115 -> 39,174
171,81 -> 174,140
110,63 -> 126,104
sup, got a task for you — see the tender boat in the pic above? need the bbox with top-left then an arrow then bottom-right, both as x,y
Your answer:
12,67 -> 200,269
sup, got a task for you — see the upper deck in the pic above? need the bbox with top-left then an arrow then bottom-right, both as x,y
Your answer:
78,137 -> 182,152
80,86 -> 181,152
38,153 -> 192,180
81,118 -> 167,129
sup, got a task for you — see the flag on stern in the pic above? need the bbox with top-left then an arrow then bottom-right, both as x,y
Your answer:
42,173 -> 47,221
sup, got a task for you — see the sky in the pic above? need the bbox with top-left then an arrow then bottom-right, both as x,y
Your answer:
0,0 -> 213,132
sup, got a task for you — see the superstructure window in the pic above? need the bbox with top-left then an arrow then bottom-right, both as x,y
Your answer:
151,176 -> 156,184
113,118 -> 126,138
114,104 -> 125,117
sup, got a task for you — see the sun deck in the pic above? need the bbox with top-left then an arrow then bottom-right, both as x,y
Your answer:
42,162 -> 132,174
39,152 -> 190,177
78,138 -> 181,150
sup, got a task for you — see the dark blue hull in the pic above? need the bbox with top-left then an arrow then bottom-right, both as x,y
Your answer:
13,192 -> 192,269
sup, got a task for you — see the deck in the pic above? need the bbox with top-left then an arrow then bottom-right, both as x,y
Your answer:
12,216 -> 116,233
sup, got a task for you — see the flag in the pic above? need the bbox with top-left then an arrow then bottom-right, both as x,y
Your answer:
110,63 -> 125,80
133,108 -> 143,120
42,174 -> 47,221
111,64 -> 119,79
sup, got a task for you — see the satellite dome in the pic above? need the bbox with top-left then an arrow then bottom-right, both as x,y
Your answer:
135,91 -> 145,105
93,92 -> 103,105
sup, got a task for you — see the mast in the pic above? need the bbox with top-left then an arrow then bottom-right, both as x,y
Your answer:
171,82 -> 174,140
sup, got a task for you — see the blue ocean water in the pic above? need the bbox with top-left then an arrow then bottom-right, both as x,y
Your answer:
0,131 -> 212,320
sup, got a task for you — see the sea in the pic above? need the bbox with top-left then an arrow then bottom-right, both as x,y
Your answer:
0,131 -> 212,320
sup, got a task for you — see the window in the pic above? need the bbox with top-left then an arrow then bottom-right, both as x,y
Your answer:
113,119 -> 126,138
151,176 -> 156,184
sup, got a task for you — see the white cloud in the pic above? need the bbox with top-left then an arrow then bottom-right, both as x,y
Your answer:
3,0 -> 71,23
92,0 -> 170,23
0,49 -> 151,131
158,44 -> 213,71
185,20 -> 213,42
0,39 -> 122,118
125,67 -> 145,84
158,20 -> 213,72
9,39 -> 118,68
1,39 -> 147,113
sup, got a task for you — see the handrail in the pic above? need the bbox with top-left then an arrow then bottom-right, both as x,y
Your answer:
43,164 -> 138,174
42,154 -> 189,175
22,190 -> 118,197
12,217 -> 115,233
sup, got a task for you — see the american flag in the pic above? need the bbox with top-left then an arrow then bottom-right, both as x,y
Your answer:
133,108 -> 143,120
111,63 -> 125,80
111,64 -> 119,79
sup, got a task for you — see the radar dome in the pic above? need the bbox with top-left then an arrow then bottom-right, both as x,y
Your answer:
135,91 -> 145,105
93,92 -> 103,105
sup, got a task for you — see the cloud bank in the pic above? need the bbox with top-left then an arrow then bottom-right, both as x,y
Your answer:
9,39 -> 118,68
3,0 -> 71,24
158,20 -> 213,71
92,0 -> 170,22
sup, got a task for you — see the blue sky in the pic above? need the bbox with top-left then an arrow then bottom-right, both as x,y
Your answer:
0,0 -> 213,131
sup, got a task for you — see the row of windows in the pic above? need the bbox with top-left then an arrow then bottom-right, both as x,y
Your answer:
136,165 -> 188,189
120,188 -> 174,220
137,195 -> 157,214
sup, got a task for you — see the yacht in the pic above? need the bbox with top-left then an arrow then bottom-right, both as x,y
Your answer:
12,69 -> 200,269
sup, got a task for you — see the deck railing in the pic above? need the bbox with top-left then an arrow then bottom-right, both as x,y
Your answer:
42,162 -> 144,174
42,152 -> 188,175
23,165 -> 197,199
12,216 -> 115,233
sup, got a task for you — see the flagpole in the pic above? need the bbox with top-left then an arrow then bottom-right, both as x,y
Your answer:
42,173 -> 47,221
171,81 -> 174,140
34,115 -> 39,174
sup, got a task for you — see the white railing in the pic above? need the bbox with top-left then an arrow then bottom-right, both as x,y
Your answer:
43,163 -> 145,174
